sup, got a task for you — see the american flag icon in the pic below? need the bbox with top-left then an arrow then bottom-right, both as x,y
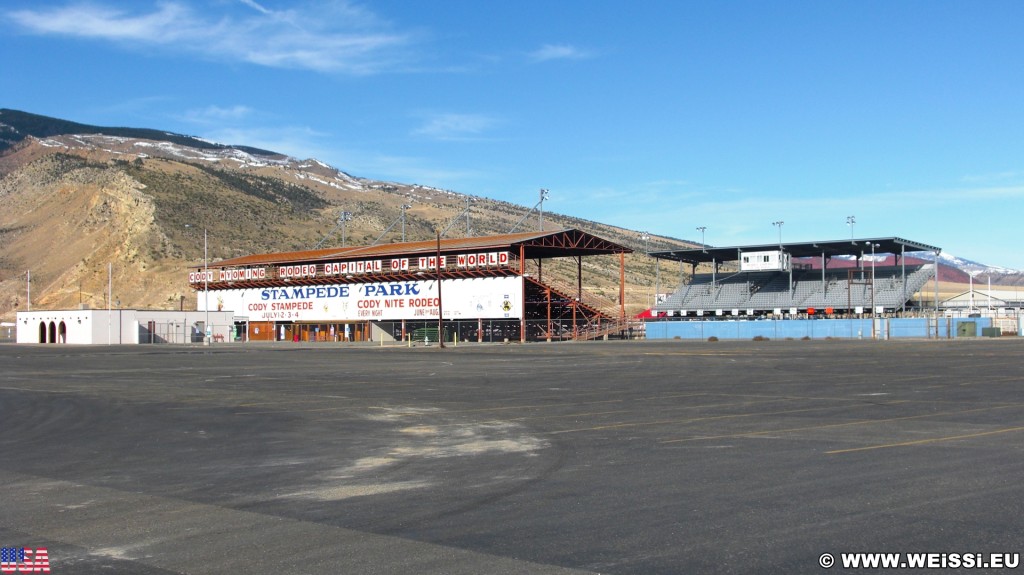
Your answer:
0,548 -> 23,563
0,547 -> 50,573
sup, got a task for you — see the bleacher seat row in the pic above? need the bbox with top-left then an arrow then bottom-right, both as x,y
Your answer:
654,265 -> 934,314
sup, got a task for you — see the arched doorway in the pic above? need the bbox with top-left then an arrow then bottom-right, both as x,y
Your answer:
58,321 -> 67,343
48,321 -> 57,343
38,321 -> 47,343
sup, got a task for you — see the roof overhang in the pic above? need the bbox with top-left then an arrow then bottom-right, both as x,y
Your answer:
191,229 -> 631,290
650,237 -> 941,266
209,228 -> 630,269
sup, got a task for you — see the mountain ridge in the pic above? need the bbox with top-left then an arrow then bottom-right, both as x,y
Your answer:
1,109 -> 1019,322
0,110 -> 700,321
0,108 -> 280,157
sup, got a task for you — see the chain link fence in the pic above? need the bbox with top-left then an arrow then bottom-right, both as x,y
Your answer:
136,319 -> 635,344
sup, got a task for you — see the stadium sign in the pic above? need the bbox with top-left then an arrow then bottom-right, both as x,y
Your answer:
189,268 -> 268,284
206,277 -> 523,321
189,252 -> 510,284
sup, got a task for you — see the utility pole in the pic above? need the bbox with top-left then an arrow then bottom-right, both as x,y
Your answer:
204,227 -> 209,345
107,262 -> 112,345
185,224 -> 210,343
340,211 -> 352,247
539,189 -> 549,231
436,229 -> 445,348
401,204 -> 411,242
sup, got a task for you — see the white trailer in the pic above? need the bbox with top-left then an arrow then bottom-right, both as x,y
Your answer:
740,250 -> 791,272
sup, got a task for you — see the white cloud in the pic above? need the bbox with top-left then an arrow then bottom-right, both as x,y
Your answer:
960,171 -> 1023,184
412,113 -> 499,141
585,180 -> 1024,259
863,185 -> 1024,203
529,44 -> 592,62
9,2 -> 194,41
237,0 -> 272,16
195,124 -> 484,186
181,105 -> 255,124
202,124 -> 328,158
359,154 -> 488,186
7,1 -> 413,74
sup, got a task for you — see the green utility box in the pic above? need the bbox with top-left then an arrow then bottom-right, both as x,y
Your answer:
957,321 -> 977,337
981,327 -> 1001,337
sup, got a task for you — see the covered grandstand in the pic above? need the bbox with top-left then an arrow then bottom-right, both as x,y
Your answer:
190,229 -> 632,343
649,237 -> 941,318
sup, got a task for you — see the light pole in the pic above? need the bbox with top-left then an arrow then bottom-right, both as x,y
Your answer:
638,230 -> 655,306
772,221 -> 784,248
697,226 -> 707,252
401,204 -> 411,242
869,243 -> 879,316
969,271 -> 977,313
539,189 -> 549,231
640,232 -> 651,308
340,211 -> 352,247
203,228 -> 209,343
846,215 -> 856,239
107,262 -> 112,345
436,229 -> 445,348
987,274 -> 992,313
185,224 -> 209,344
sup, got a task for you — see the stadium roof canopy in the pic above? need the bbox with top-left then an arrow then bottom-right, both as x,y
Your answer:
211,228 -> 631,269
649,237 -> 941,267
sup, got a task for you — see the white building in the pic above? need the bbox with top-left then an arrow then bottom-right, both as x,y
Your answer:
15,309 -> 236,344
941,289 -> 1021,316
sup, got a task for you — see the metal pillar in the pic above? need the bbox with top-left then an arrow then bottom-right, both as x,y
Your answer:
619,252 -> 626,320
546,287 -> 552,342
934,250 -> 940,338
901,244 -> 906,314
520,244 -> 527,343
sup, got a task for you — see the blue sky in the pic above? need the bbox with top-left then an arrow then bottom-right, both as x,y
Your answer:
4,1 -> 1024,268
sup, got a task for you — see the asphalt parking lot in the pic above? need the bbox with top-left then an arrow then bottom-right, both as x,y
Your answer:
1,338 -> 1023,574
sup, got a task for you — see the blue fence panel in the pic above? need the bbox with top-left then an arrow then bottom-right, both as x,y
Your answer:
888,319 -> 928,338
646,317 -> 997,341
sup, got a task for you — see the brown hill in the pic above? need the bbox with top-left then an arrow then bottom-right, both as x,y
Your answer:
0,133 -> 695,322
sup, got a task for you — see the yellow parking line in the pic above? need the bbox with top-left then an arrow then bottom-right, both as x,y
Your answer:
659,403 -> 1024,444
959,375 -> 1024,387
555,404 -> 866,435
826,426 -> 1024,454
640,351 -> 748,356
418,398 -> 626,415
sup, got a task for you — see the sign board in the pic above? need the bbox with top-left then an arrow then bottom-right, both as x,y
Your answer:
188,251 -> 510,284
199,277 -> 523,321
